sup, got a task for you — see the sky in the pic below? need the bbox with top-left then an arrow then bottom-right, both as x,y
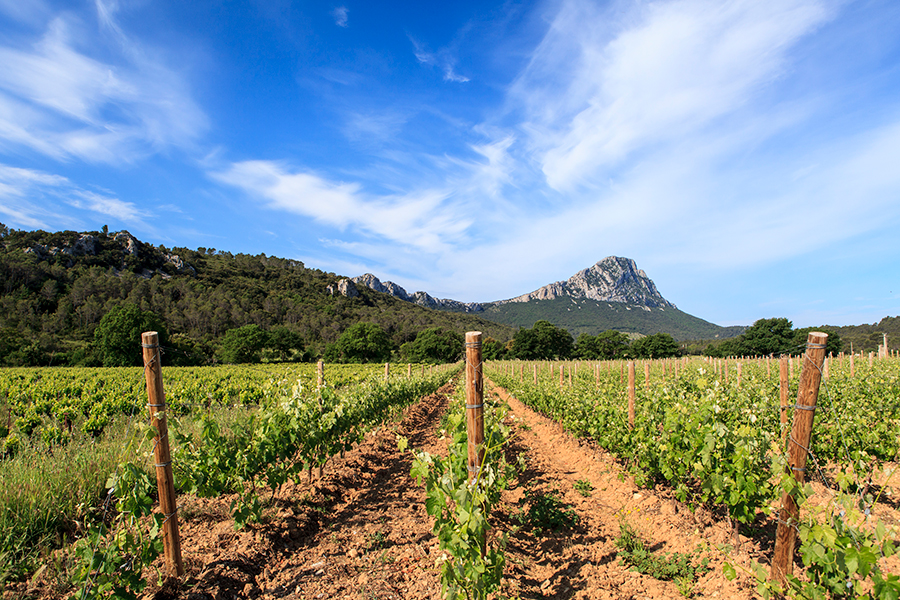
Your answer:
1,0 -> 899,328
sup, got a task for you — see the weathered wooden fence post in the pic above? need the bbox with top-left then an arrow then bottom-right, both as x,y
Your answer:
384,362 -> 390,381
465,332 -> 484,482
771,332 -> 828,586
627,361 -> 636,429
644,362 -> 650,393
317,360 -> 324,388
779,356 -> 789,446
141,331 -> 184,578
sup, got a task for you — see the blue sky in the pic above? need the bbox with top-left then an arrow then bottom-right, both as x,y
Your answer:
1,0 -> 899,328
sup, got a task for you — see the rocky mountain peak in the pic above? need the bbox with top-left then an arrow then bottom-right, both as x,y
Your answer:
497,256 -> 675,309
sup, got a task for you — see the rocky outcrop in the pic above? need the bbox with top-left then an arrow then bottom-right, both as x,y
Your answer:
23,234 -> 98,261
352,274 -> 483,313
114,231 -> 139,256
496,256 -> 675,309
328,278 -> 360,298
22,230 -> 196,276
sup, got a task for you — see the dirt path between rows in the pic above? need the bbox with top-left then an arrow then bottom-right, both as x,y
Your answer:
13,379 -> 807,599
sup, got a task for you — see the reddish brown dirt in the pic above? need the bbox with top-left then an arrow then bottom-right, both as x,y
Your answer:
9,380 -> 898,600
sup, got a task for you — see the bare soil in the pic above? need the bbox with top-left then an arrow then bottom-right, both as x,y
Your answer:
9,379 -> 898,600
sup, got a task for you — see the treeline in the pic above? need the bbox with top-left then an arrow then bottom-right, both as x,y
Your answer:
480,320 -> 681,361
700,318 -> 843,357
0,225 -> 514,366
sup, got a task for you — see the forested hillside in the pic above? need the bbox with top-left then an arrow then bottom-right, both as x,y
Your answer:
0,225 -> 514,366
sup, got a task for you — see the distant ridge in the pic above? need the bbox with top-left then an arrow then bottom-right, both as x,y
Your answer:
351,273 -> 485,313
353,256 -> 738,340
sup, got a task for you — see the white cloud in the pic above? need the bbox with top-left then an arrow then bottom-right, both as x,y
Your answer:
408,35 -> 470,83
443,66 -> 470,83
210,160 -> 471,253
331,6 -> 349,28
0,163 -> 148,229
510,0 -> 836,191
0,11 -> 206,164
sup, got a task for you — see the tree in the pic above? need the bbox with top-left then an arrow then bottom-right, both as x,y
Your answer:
576,330 -> 630,360
94,304 -> 169,367
482,336 -> 508,361
739,318 -> 794,357
267,326 -> 305,362
325,322 -> 392,363
400,327 -> 464,364
219,324 -> 268,363
792,327 -> 843,356
511,320 -> 573,360
631,333 -> 679,359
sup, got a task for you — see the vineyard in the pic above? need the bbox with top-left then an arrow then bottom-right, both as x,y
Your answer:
0,344 -> 898,599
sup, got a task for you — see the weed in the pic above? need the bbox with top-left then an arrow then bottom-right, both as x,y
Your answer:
366,530 -> 387,551
614,521 -> 709,596
514,488 -> 579,533
574,479 -> 593,497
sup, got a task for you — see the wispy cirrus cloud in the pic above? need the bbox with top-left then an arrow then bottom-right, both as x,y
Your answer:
0,6 -> 206,165
409,36 -> 470,83
0,163 -> 150,229
509,0 -> 837,192
210,160 -> 471,253
331,6 -> 349,28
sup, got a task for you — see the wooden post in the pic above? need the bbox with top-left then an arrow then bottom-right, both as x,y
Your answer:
141,332 -> 184,578
850,353 -> 855,377
465,332 -> 484,482
771,332 -> 828,586
627,361 -> 636,429
644,362 -> 650,393
317,360 -> 324,388
559,364 -> 564,387
384,362 -> 390,381
737,362 -> 742,387
779,356 -> 789,445
533,363 -> 537,385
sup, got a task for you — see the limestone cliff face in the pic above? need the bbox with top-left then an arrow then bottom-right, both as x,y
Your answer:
497,256 -> 675,309
352,256 -> 673,313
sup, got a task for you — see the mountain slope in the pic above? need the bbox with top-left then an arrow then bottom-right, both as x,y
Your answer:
482,297 -> 740,341
353,257 -> 739,340
0,226 -> 515,365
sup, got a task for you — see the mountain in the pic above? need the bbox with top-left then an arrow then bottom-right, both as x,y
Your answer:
0,226 -> 515,366
494,257 -> 675,308
353,257 -> 741,341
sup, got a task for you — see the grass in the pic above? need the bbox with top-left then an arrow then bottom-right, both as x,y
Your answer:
0,404 -> 257,587
0,419 -> 142,585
